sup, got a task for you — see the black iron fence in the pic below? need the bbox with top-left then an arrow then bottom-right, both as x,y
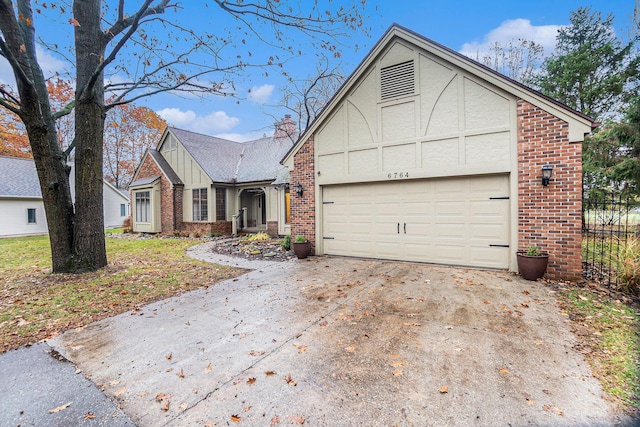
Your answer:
582,192 -> 639,286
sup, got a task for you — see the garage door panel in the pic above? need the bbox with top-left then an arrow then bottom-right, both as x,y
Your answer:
322,175 -> 510,268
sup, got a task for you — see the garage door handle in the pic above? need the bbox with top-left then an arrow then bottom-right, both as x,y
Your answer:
404,223 -> 407,234
397,223 -> 400,234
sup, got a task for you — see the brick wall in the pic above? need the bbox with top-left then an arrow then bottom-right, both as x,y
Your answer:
267,221 -> 279,237
133,155 -> 175,234
517,99 -> 582,280
290,135 -> 316,253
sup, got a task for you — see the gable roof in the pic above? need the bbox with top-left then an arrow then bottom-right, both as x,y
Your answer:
165,127 -> 294,184
0,155 -> 41,198
282,23 -> 595,165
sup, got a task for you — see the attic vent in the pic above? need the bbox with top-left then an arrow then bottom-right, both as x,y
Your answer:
380,60 -> 415,101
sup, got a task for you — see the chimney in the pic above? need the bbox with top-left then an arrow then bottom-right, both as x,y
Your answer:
274,114 -> 296,139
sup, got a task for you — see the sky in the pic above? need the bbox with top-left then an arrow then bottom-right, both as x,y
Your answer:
0,0 -> 636,142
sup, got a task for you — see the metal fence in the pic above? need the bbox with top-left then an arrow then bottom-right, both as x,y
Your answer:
582,192 -> 639,286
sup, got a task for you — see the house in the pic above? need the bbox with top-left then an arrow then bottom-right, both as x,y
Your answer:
0,155 -> 130,237
129,116 -> 295,236
282,24 -> 594,280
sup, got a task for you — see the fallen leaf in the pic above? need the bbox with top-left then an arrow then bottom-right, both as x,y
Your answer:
284,373 -> 297,386
345,345 -> 355,353
178,368 -> 184,378
231,414 -> 241,422
288,415 -> 305,424
69,18 -> 80,27
185,321 -> 191,326
499,368 -> 510,375
526,399 -> 536,406
270,415 -> 281,426
483,301 -> 491,305
265,370 -> 277,376
248,350 -> 265,356
319,320 -> 328,326
293,344 -> 307,353
242,406 -> 252,413
84,412 -> 95,419
390,360 -> 404,367
542,389 -> 551,395
179,402 -> 188,411
166,353 -> 172,360
392,369 -> 403,376
155,393 -> 171,402
204,363 -> 212,374
49,402 -> 72,413
204,422 -> 217,427
114,387 -> 126,397
247,377 -> 256,385
162,401 -> 170,411
439,385 -> 448,393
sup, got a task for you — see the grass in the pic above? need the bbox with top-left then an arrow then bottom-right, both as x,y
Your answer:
557,287 -> 640,413
0,234 -> 245,352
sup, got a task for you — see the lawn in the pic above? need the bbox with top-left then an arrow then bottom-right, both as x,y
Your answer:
0,233 -> 245,352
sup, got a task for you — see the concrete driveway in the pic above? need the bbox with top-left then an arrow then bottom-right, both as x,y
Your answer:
47,243 -> 620,426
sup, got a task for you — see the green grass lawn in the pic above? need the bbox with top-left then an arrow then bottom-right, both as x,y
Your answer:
0,234 -> 245,352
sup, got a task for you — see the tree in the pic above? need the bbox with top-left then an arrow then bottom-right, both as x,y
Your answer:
104,103 -> 166,189
583,95 -> 640,199
274,56 -> 345,138
0,1 -> 366,273
0,108 -> 29,157
473,38 -> 544,84
533,7 -> 640,122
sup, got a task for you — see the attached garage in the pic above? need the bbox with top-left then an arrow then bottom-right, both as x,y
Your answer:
283,24 -> 594,280
322,175 -> 510,268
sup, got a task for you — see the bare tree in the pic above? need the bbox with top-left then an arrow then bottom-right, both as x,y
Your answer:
0,0 -> 367,272
473,38 -> 544,84
273,56 -> 345,139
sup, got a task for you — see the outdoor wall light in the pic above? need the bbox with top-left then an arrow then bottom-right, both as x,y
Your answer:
294,182 -> 304,197
541,164 -> 553,186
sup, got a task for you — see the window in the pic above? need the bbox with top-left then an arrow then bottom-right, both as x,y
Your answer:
284,186 -> 291,224
216,188 -> 226,221
120,203 -> 126,217
27,208 -> 37,224
193,188 -> 208,221
135,191 -> 150,223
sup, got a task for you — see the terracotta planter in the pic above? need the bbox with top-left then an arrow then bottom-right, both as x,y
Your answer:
517,252 -> 549,281
292,241 -> 311,259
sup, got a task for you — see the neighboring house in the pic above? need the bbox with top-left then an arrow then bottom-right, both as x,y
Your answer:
282,24 -> 594,280
129,116 -> 295,236
0,155 -> 130,237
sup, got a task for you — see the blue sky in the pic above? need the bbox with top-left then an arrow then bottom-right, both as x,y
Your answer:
0,1 -> 636,142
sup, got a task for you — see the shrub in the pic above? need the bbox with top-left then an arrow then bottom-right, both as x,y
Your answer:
282,234 -> 291,251
526,246 -> 541,256
617,237 -> 640,294
123,216 -> 132,228
295,235 -> 307,243
245,232 -> 270,243
192,231 -> 202,238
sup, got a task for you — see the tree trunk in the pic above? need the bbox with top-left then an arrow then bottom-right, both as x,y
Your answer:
0,0 -> 76,272
71,0 -> 107,271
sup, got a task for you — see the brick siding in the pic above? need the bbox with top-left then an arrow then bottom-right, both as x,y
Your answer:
290,135 -> 316,253
517,99 -> 582,280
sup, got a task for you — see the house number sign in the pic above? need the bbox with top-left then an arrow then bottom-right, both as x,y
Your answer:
387,172 -> 409,179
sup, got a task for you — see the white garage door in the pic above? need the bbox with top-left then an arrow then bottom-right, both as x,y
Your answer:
322,175 -> 510,269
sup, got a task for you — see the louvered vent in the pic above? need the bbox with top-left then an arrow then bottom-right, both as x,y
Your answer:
380,60 -> 414,101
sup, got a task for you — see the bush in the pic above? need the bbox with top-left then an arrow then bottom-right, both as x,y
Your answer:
617,237 -> 640,294
295,235 -> 307,243
123,216 -> 132,228
526,246 -> 541,256
192,231 -> 202,238
282,234 -> 291,251
244,232 -> 270,243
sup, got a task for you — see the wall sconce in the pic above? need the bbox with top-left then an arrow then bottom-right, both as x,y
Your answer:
541,164 -> 553,186
294,182 -> 304,197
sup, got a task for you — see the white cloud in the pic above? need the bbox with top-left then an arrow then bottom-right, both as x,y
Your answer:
248,84 -> 274,104
459,19 -> 561,60
156,108 -> 240,134
0,46 -> 67,85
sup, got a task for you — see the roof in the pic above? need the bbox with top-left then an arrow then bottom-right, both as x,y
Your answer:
0,156 -> 42,198
129,175 -> 160,188
148,149 -> 184,186
166,127 -> 294,184
282,23 -> 596,165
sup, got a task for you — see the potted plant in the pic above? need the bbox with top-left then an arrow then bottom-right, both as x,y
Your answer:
517,246 -> 549,281
292,235 -> 311,259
